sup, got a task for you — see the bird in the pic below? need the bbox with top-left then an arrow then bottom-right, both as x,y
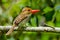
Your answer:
6,6 -> 40,35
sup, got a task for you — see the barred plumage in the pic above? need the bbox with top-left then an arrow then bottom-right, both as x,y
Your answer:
6,7 -> 32,35
6,7 -> 39,35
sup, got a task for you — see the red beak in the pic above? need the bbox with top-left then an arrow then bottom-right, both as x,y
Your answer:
31,10 -> 40,14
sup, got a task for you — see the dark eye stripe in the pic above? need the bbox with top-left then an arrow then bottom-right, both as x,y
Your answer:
28,10 -> 30,11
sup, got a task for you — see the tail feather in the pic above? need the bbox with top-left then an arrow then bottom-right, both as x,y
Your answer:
6,24 -> 16,35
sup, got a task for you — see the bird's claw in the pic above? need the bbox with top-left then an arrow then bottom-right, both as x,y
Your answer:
50,27 -> 55,31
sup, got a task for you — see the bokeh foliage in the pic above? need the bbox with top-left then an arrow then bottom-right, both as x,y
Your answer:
0,0 -> 60,40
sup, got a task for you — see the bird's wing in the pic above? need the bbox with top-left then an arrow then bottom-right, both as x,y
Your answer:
13,12 -> 31,25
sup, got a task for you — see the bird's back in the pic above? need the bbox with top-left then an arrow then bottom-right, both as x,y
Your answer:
13,11 -> 32,25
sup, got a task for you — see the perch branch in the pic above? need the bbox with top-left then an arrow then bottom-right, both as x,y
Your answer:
0,26 -> 60,33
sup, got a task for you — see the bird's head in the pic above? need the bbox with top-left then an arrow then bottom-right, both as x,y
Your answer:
22,6 -> 40,14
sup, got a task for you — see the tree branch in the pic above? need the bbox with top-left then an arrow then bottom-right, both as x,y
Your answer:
0,26 -> 60,33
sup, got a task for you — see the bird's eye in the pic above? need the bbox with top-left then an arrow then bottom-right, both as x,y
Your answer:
28,10 -> 30,11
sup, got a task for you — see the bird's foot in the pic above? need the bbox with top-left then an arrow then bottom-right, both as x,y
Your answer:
50,27 -> 55,31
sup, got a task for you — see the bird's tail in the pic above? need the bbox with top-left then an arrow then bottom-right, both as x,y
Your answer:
6,24 -> 16,35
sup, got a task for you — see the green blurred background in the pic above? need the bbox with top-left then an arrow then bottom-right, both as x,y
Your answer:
0,0 -> 60,40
